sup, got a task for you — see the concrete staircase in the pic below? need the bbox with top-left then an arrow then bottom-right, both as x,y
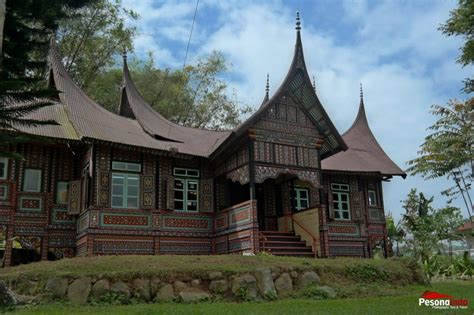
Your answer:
259,230 -> 314,258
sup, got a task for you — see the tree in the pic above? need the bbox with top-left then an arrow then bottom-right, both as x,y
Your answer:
401,188 -> 464,262
0,0 -> 92,158
439,0 -> 474,93
407,98 -> 473,218
386,213 -> 405,257
56,0 -> 138,91
90,51 -> 252,130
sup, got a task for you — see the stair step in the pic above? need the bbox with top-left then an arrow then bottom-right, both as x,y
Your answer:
261,241 -> 307,247
259,230 -> 315,258
264,246 -> 313,253
264,236 -> 302,242
271,252 -> 315,257
261,231 -> 296,236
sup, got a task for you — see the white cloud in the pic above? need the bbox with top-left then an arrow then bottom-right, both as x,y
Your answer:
123,0 -> 469,219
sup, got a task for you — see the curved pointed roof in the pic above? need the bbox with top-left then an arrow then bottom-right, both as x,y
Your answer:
24,43 -> 226,157
119,55 -> 232,156
211,13 -> 347,160
322,95 -> 406,178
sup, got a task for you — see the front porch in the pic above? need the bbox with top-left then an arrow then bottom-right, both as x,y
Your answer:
216,169 -> 325,258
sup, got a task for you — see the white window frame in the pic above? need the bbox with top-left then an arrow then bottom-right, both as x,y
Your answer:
331,183 -> 350,220
174,168 -> 199,212
23,169 -> 42,192
368,190 -> 377,206
294,187 -> 309,211
111,172 -> 140,209
0,158 -> 8,180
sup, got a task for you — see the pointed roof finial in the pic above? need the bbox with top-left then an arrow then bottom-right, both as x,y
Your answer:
265,73 -> 270,93
359,83 -> 363,99
295,10 -> 301,31
312,75 -> 316,92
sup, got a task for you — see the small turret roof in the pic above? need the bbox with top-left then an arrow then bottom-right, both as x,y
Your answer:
322,89 -> 406,178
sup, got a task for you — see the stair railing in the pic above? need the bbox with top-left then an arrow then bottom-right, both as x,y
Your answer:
259,231 -> 268,253
292,216 -> 319,258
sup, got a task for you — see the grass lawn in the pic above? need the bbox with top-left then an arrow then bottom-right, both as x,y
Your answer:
8,281 -> 473,315
0,255 -> 424,292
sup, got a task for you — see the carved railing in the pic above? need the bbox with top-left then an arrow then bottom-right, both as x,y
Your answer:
214,200 -> 258,254
259,231 -> 268,253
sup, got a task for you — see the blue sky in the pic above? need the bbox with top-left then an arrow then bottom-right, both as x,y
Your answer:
121,0 -> 472,221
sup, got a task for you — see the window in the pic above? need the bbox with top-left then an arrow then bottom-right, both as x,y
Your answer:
110,161 -> 141,209
112,161 -> 141,173
23,169 -> 41,192
331,183 -> 350,220
173,168 -> 199,178
111,173 -> 139,208
174,168 -> 199,212
368,190 -> 377,206
56,181 -> 69,204
294,187 -> 309,211
0,158 -> 8,179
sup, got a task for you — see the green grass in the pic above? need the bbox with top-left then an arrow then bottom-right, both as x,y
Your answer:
8,281 -> 473,315
0,255 -> 424,287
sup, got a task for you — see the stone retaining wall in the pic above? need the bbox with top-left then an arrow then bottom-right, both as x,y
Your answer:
5,268 -> 337,305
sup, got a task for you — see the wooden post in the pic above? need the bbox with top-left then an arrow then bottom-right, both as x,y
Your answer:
3,226 -> 13,267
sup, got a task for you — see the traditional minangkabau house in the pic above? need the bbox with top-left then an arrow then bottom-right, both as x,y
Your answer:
0,14 -> 405,266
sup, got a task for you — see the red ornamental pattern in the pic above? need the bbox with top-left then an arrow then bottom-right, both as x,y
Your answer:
54,210 -> 75,222
103,214 -> 149,227
163,217 -> 209,229
329,225 -> 357,234
21,197 -> 41,209
230,209 -> 250,224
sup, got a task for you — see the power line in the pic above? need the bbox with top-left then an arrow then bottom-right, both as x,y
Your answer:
183,0 -> 199,69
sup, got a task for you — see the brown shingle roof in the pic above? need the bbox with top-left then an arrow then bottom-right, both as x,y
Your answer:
321,97 -> 406,178
118,57 -> 232,157
12,100 -> 80,140
15,44 -> 229,157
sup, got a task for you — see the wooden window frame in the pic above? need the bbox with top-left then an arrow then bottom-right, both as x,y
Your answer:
294,187 -> 310,212
111,161 -> 141,173
330,183 -> 351,220
173,168 -> 199,212
0,158 -> 8,180
23,168 -> 42,192
368,189 -> 377,207
111,172 -> 140,209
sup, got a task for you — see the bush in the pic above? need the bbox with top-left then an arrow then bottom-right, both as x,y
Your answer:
423,252 -> 473,280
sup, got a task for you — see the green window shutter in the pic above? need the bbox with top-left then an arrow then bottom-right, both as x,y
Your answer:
199,178 -> 213,212
166,176 -> 175,210
328,189 -> 335,219
67,180 -> 81,215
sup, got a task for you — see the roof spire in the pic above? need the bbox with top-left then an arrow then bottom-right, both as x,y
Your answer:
295,10 -> 301,31
359,83 -> 363,100
261,73 -> 270,106
265,73 -> 270,94
312,75 -> 316,92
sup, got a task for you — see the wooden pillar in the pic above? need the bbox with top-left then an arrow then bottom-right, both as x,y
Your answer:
248,137 -> 256,201
154,235 -> 160,255
41,235 -> 49,261
2,226 -> 13,267
378,180 -> 389,258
